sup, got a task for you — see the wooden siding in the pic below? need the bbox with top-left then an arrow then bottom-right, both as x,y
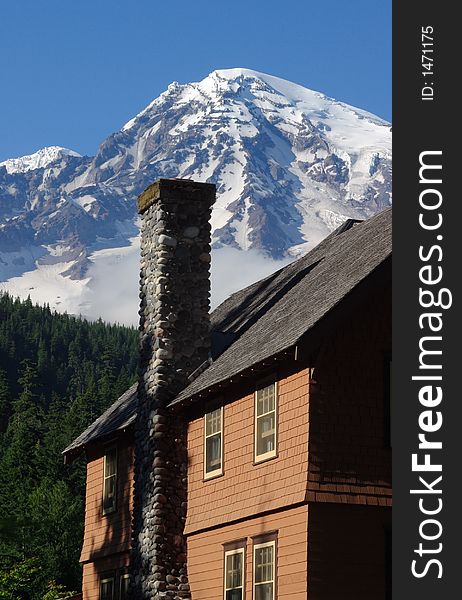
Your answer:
77,277 -> 391,598
187,504 -> 308,598
308,503 -> 391,599
82,553 -> 129,600
80,435 -> 134,564
307,286 -> 392,505
185,367 -> 310,534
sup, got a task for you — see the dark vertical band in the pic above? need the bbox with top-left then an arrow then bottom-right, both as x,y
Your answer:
393,3 -> 459,597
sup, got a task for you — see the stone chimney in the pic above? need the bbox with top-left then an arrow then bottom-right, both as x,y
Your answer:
131,179 -> 215,599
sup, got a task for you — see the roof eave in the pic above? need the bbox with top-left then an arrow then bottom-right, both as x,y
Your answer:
168,253 -> 391,411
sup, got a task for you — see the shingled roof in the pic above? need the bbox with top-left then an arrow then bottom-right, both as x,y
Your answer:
63,207 -> 391,458
171,206 -> 391,405
63,383 -> 137,459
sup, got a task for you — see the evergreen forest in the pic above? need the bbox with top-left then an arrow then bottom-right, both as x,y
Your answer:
0,293 -> 138,598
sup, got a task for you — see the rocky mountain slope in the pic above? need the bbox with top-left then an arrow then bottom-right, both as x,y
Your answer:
0,68 -> 391,322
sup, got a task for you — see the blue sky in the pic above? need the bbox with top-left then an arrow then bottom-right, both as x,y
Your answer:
0,0 -> 391,162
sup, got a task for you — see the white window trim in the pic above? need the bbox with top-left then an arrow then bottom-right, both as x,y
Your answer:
102,446 -> 118,515
204,406 -> 224,480
224,547 -> 245,600
253,541 -> 276,600
254,381 -> 278,463
100,575 -> 115,600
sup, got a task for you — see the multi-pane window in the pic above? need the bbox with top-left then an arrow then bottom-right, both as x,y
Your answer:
204,407 -> 223,478
224,548 -> 245,599
255,382 -> 277,462
103,447 -> 117,514
119,572 -> 130,600
100,575 -> 115,600
253,541 -> 276,600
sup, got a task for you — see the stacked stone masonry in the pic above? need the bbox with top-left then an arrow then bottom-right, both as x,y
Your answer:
130,180 -> 215,600
75,180 -> 391,599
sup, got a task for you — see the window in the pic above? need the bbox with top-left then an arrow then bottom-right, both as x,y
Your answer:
99,569 -> 128,600
100,574 -> 115,600
253,541 -> 276,600
224,548 -> 245,599
254,382 -> 277,462
119,571 -> 130,600
204,406 -> 223,479
103,446 -> 117,514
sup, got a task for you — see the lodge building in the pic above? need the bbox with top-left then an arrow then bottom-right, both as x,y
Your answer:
64,179 -> 392,600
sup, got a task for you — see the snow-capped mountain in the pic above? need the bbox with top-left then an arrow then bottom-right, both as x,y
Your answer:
0,146 -> 82,174
0,68 -> 391,323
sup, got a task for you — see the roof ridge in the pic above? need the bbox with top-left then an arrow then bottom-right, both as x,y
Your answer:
63,207 -> 392,455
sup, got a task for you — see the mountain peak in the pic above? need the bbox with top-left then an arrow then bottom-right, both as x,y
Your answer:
200,68 -> 389,124
0,70 -> 391,323
0,146 -> 81,174
207,67 -> 278,83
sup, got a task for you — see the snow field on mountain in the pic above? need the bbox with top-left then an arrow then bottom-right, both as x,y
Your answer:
0,68 -> 391,323
0,146 -> 81,174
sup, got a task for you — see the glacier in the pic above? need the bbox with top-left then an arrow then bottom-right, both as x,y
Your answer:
0,68 -> 391,323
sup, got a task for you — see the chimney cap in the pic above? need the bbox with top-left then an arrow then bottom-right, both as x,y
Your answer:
137,178 -> 216,214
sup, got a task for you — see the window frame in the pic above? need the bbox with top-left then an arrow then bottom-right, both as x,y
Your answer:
204,405 -> 224,480
99,573 -> 115,600
102,445 -> 118,515
253,540 -> 276,600
254,380 -> 278,464
223,546 -> 245,600
119,570 -> 130,600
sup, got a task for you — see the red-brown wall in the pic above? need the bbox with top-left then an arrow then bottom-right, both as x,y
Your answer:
186,366 -> 310,534
308,503 -> 391,599
82,554 -> 130,600
187,504 -> 308,599
78,280 -> 391,599
80,435 -> 133,599
307,286 -> 392,506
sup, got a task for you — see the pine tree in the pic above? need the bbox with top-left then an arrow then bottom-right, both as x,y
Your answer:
28,479 -> 83,591
0,293 -> 138,596
0,369 -> 11,433
0,361 -> 43,554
